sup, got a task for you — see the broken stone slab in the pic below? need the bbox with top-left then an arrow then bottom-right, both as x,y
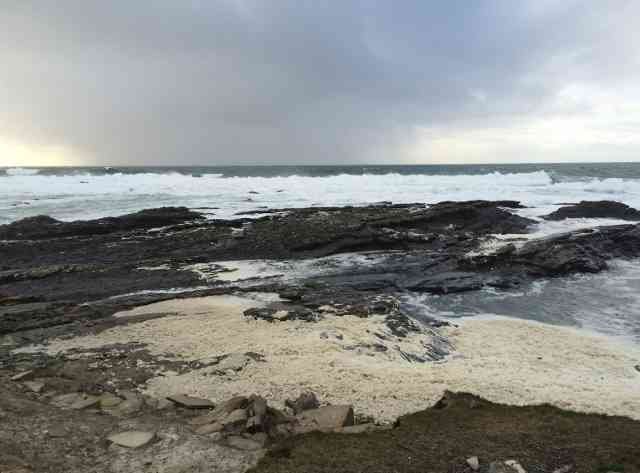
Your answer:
23,381 -> 45,393
466,456 -> 480,471
221,408 -> 248,429
189,396 -> 248,425
195,422 -> 224,435
11,371 -> 34,382
226,435 -> 263,451
214,354 -> 250,373
107,431 -> 155,449
294,405 -> 355,434
70,395 -> 100,410
167,394 -> 215,408
285,391 -> 319,414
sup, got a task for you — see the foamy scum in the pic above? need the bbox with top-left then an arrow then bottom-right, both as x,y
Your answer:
3,170 -> 640,223
23,295 -> 640,422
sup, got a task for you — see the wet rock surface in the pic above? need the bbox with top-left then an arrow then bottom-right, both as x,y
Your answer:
2,200 -> 640,346
543,200 -> 640,221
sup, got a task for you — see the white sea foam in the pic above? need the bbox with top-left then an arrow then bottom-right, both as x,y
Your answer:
3,170 -> 640,224
5,167 -> 40,176
21,294 -> 640,422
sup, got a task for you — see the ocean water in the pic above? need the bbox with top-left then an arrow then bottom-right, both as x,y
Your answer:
2,163 -> 640,224
2,163 -> 640,341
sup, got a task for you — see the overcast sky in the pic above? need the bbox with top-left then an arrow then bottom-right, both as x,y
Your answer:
1,1 -> 639,166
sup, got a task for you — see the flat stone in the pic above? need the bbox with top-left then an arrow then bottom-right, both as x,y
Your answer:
215,354 -> 250,373
190,413 -> 219,426
467,456 -> 480,471
109,395 -> 144,416
51,392 -> 83,408
226,435 -> 263,451
222,408 -> 248,427
108,430 -> 155,448
167,394 -> 215,409
70,395 -> 100,410
195,422 -> 223,435
99,393 -> 123,408
23,381 -> 45,393
295,405 -> 355,434
11,371 -> 34,382
191,397 -> 249,425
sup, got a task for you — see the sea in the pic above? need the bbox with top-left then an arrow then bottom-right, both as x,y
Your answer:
2,163 -> 640,342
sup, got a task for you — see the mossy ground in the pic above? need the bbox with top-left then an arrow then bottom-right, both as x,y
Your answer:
251,393 -> 640,473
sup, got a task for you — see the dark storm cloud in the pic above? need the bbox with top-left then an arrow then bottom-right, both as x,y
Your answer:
1,1 -> 639,164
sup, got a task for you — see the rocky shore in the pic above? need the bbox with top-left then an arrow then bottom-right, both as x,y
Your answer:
2,200 -> 640,472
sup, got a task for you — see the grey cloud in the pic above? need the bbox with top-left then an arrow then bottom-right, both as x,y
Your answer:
1,1 -> 638,164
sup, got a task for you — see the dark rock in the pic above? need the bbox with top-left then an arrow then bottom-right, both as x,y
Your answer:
0,207 -> 203,240
166,394 -> 215,408
285,392 -> 320,415
467,223 -> 640,277
543,201 -> 640,221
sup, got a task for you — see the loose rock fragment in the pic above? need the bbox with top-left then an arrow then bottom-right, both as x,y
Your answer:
285,391 -> 319,414
107,431 -> 155,448
11,371 -> 33,382
467,456 -> 480,471
195,422 -> 224,435
23,381 -> 45,393
98,393 -> 123,408
214,354 -> 250,373
505,460 -> 527,473
167,394 -> 215,408
70,395 -> 100,410
294,405 -> 355,434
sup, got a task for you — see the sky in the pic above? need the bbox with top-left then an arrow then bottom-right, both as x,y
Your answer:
1,0 -> 639,166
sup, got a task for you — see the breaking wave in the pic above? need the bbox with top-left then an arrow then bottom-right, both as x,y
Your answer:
1,167 -> 640,224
